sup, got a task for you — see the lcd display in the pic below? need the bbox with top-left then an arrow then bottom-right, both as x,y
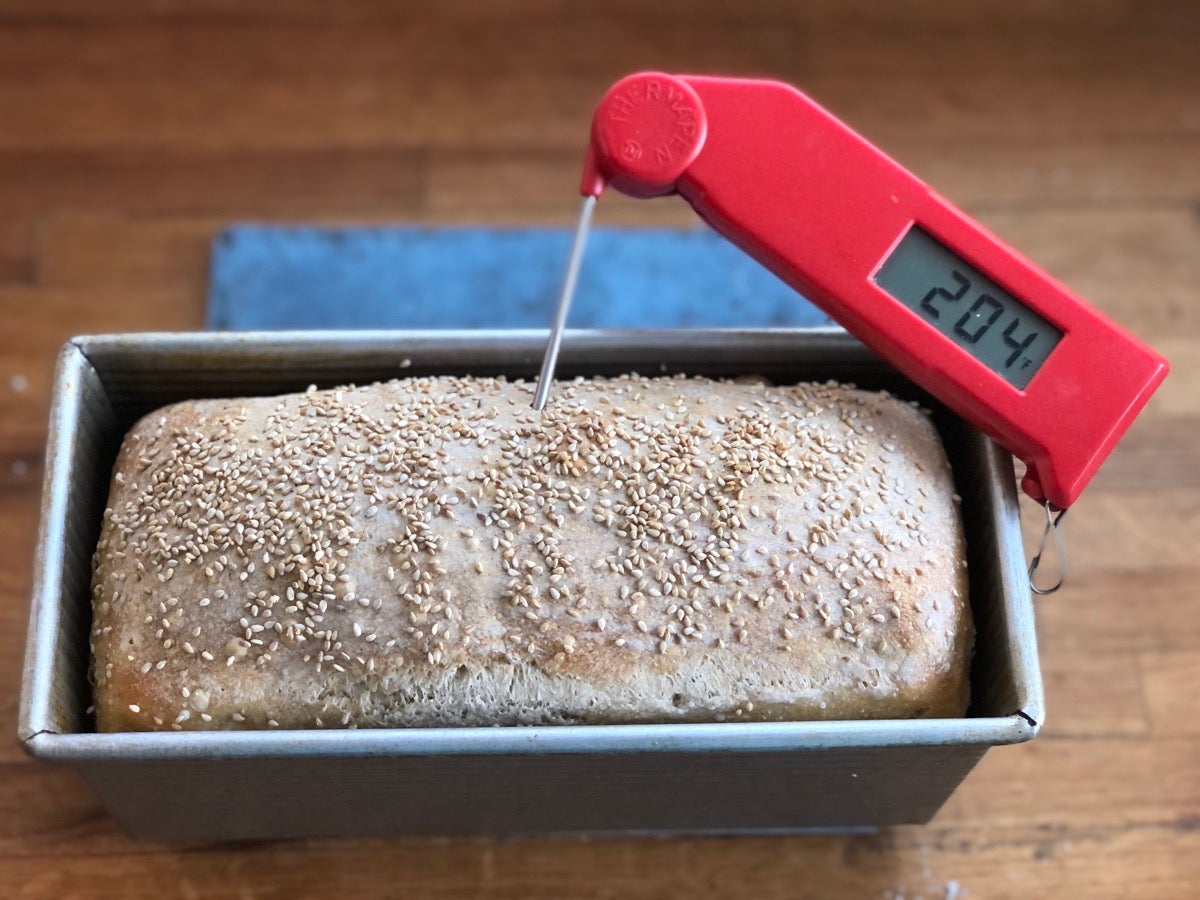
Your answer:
873,227 -> 1063,389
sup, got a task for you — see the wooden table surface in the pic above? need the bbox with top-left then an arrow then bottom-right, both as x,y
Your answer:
1,2 -> 1197,896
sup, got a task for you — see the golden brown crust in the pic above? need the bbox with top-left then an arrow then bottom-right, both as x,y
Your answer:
90,375 -> 972,731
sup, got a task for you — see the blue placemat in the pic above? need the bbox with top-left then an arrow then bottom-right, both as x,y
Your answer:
207,225 -> 829,330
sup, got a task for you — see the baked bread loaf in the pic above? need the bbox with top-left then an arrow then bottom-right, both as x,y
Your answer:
90,374 -> 972,731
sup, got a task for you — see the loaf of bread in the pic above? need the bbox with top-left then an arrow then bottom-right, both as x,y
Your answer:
90,374 -> 972,731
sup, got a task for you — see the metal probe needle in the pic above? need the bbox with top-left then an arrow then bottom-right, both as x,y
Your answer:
532,194 -> 597,410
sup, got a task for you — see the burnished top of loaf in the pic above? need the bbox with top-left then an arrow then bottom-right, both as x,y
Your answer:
91,374 -> 971,731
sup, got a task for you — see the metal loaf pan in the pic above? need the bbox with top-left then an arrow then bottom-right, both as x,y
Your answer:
20,330 -> 1043,840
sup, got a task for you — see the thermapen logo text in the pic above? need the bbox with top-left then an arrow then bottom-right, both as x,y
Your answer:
606,79 -> 699,166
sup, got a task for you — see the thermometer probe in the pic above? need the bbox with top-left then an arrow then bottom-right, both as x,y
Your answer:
533,72 -> 1168,511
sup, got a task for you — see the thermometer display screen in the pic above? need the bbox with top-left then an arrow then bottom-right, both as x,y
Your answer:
874,227 -> 1063,389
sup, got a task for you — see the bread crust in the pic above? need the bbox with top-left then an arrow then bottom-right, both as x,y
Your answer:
90,374 -> 972,731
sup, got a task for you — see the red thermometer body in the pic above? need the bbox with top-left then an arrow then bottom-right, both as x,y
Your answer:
580,72 -> 1168,509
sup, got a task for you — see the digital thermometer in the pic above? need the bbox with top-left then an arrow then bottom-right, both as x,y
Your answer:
537,72 -> 1168,510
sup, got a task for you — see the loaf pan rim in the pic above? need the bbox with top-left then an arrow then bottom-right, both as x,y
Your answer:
20,328 -> 1043,760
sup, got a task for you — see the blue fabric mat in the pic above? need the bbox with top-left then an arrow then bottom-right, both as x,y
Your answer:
207,225 -> 828,330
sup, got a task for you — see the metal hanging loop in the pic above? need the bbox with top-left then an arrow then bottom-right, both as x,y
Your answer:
1028,501 -> 1069,595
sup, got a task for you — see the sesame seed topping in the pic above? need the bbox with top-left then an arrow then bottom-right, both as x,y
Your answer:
90,373 -> 962,730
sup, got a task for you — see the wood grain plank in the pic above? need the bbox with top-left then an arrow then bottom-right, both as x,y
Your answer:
0,0 -> 1151,29
30,218 -> 217,296
1144,339 -> 1200,418
1037,652 -> 1149,738
1082,419 -> 1200,493
0,149 -> 424,287
0,23 -> 1193,153
893,136 -> 1200,209
0,351 -> 51,455
1,830 -> 1196,900
0,149 -> 426,221
938,738 -> 1200,827
1141,652 -> 1200,737
0,286 -> 203,336
0,219 -> 34,283
0,16 -> 1192,85
0,475 -> 47,767
1032,568 -> 1200,655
